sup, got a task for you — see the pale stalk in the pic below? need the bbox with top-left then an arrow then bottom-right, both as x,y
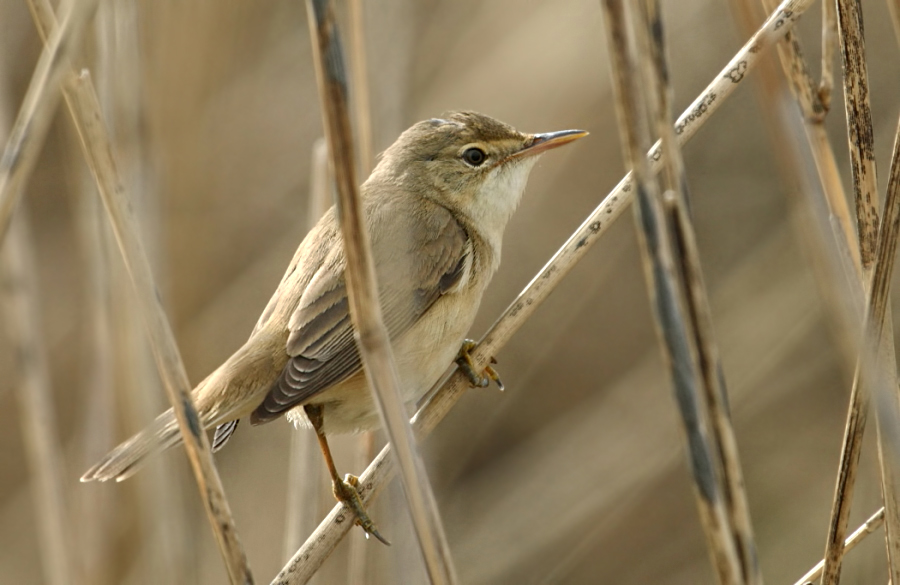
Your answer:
601,0 -> 755,581
0,0 -> 100,242
346,2 -> 377,579
304,0 -> 458,583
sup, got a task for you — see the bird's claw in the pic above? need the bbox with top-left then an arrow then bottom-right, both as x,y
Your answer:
456,340 -> 504,391
333,474 -> 390,545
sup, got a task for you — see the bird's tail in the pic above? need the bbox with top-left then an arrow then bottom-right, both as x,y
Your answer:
80,408 -> 183,482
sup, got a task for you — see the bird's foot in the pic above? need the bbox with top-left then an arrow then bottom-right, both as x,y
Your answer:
333,474 -> 390,545
456,339 -> 504,391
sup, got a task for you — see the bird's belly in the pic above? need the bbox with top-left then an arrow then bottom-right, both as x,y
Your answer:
286,289 -> 481,434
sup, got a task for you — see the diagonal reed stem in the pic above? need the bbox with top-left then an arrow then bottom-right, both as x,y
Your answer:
303,1 -> 458,583
0,0 -> 99,243
272,1 -> 816,581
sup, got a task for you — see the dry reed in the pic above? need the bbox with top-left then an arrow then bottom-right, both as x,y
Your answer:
0,0 -> 99,241
302,0 -> 457,582
601,0 -> 761,581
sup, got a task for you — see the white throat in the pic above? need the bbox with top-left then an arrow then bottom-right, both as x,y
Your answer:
468,156 -> 541,273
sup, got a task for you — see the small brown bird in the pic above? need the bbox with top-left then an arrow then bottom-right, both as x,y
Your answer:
82,111 -> 587,540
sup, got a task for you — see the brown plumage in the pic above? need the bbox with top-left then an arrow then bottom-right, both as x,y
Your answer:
81,112 -> 587,494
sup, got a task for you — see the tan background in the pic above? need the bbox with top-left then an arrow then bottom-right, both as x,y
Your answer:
1,0 -> 900,583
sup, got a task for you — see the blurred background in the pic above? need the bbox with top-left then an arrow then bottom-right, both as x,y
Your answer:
1,0 -> 900,583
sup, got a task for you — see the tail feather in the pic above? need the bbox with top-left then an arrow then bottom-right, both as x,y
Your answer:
81,408 -> 182,482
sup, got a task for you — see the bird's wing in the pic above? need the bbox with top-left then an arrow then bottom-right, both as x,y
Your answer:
251,197 -> 469,423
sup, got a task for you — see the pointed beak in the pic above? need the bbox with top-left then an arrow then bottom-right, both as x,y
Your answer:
509,129 -> 589,161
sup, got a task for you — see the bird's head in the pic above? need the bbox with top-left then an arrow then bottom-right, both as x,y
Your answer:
369,111 -> 587,247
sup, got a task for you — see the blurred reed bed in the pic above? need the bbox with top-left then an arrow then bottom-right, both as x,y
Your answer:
2,0 -> 900,584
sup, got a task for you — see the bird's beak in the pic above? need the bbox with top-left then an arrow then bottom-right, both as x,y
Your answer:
510,129 -> 589,161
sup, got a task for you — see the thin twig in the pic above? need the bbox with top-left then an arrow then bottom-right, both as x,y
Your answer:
272,1 -> 817,580
1,213 -> 78,585
0,0 -> 100,243
822,0 -> 885,582
731,0 -> 859,338
72,130 -> 116,585
303,1 -> 457,583
793,508 -> 885,585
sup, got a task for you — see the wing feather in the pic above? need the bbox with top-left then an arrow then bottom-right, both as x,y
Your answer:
251,195 -> 469,423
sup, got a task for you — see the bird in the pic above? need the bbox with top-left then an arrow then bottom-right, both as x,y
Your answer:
81,111 -> 587,542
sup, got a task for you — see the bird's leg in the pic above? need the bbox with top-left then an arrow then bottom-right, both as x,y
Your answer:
303,404 -> 390,545
455,339 -> 504,391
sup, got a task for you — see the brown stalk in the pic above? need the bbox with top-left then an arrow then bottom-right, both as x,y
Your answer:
601,0 -> 760,581
821,1 -> 888,582
1,213 -> 78,585
303,1 -> 458,583
271,0 -> 818,581
638,2 -> 762,583
835,0 -> 879,271
0,0 -> 100,243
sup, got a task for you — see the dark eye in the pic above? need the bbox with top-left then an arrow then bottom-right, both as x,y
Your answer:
462,147 -> 486,166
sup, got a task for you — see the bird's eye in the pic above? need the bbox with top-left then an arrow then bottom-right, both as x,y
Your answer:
462,147 -> 487,166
